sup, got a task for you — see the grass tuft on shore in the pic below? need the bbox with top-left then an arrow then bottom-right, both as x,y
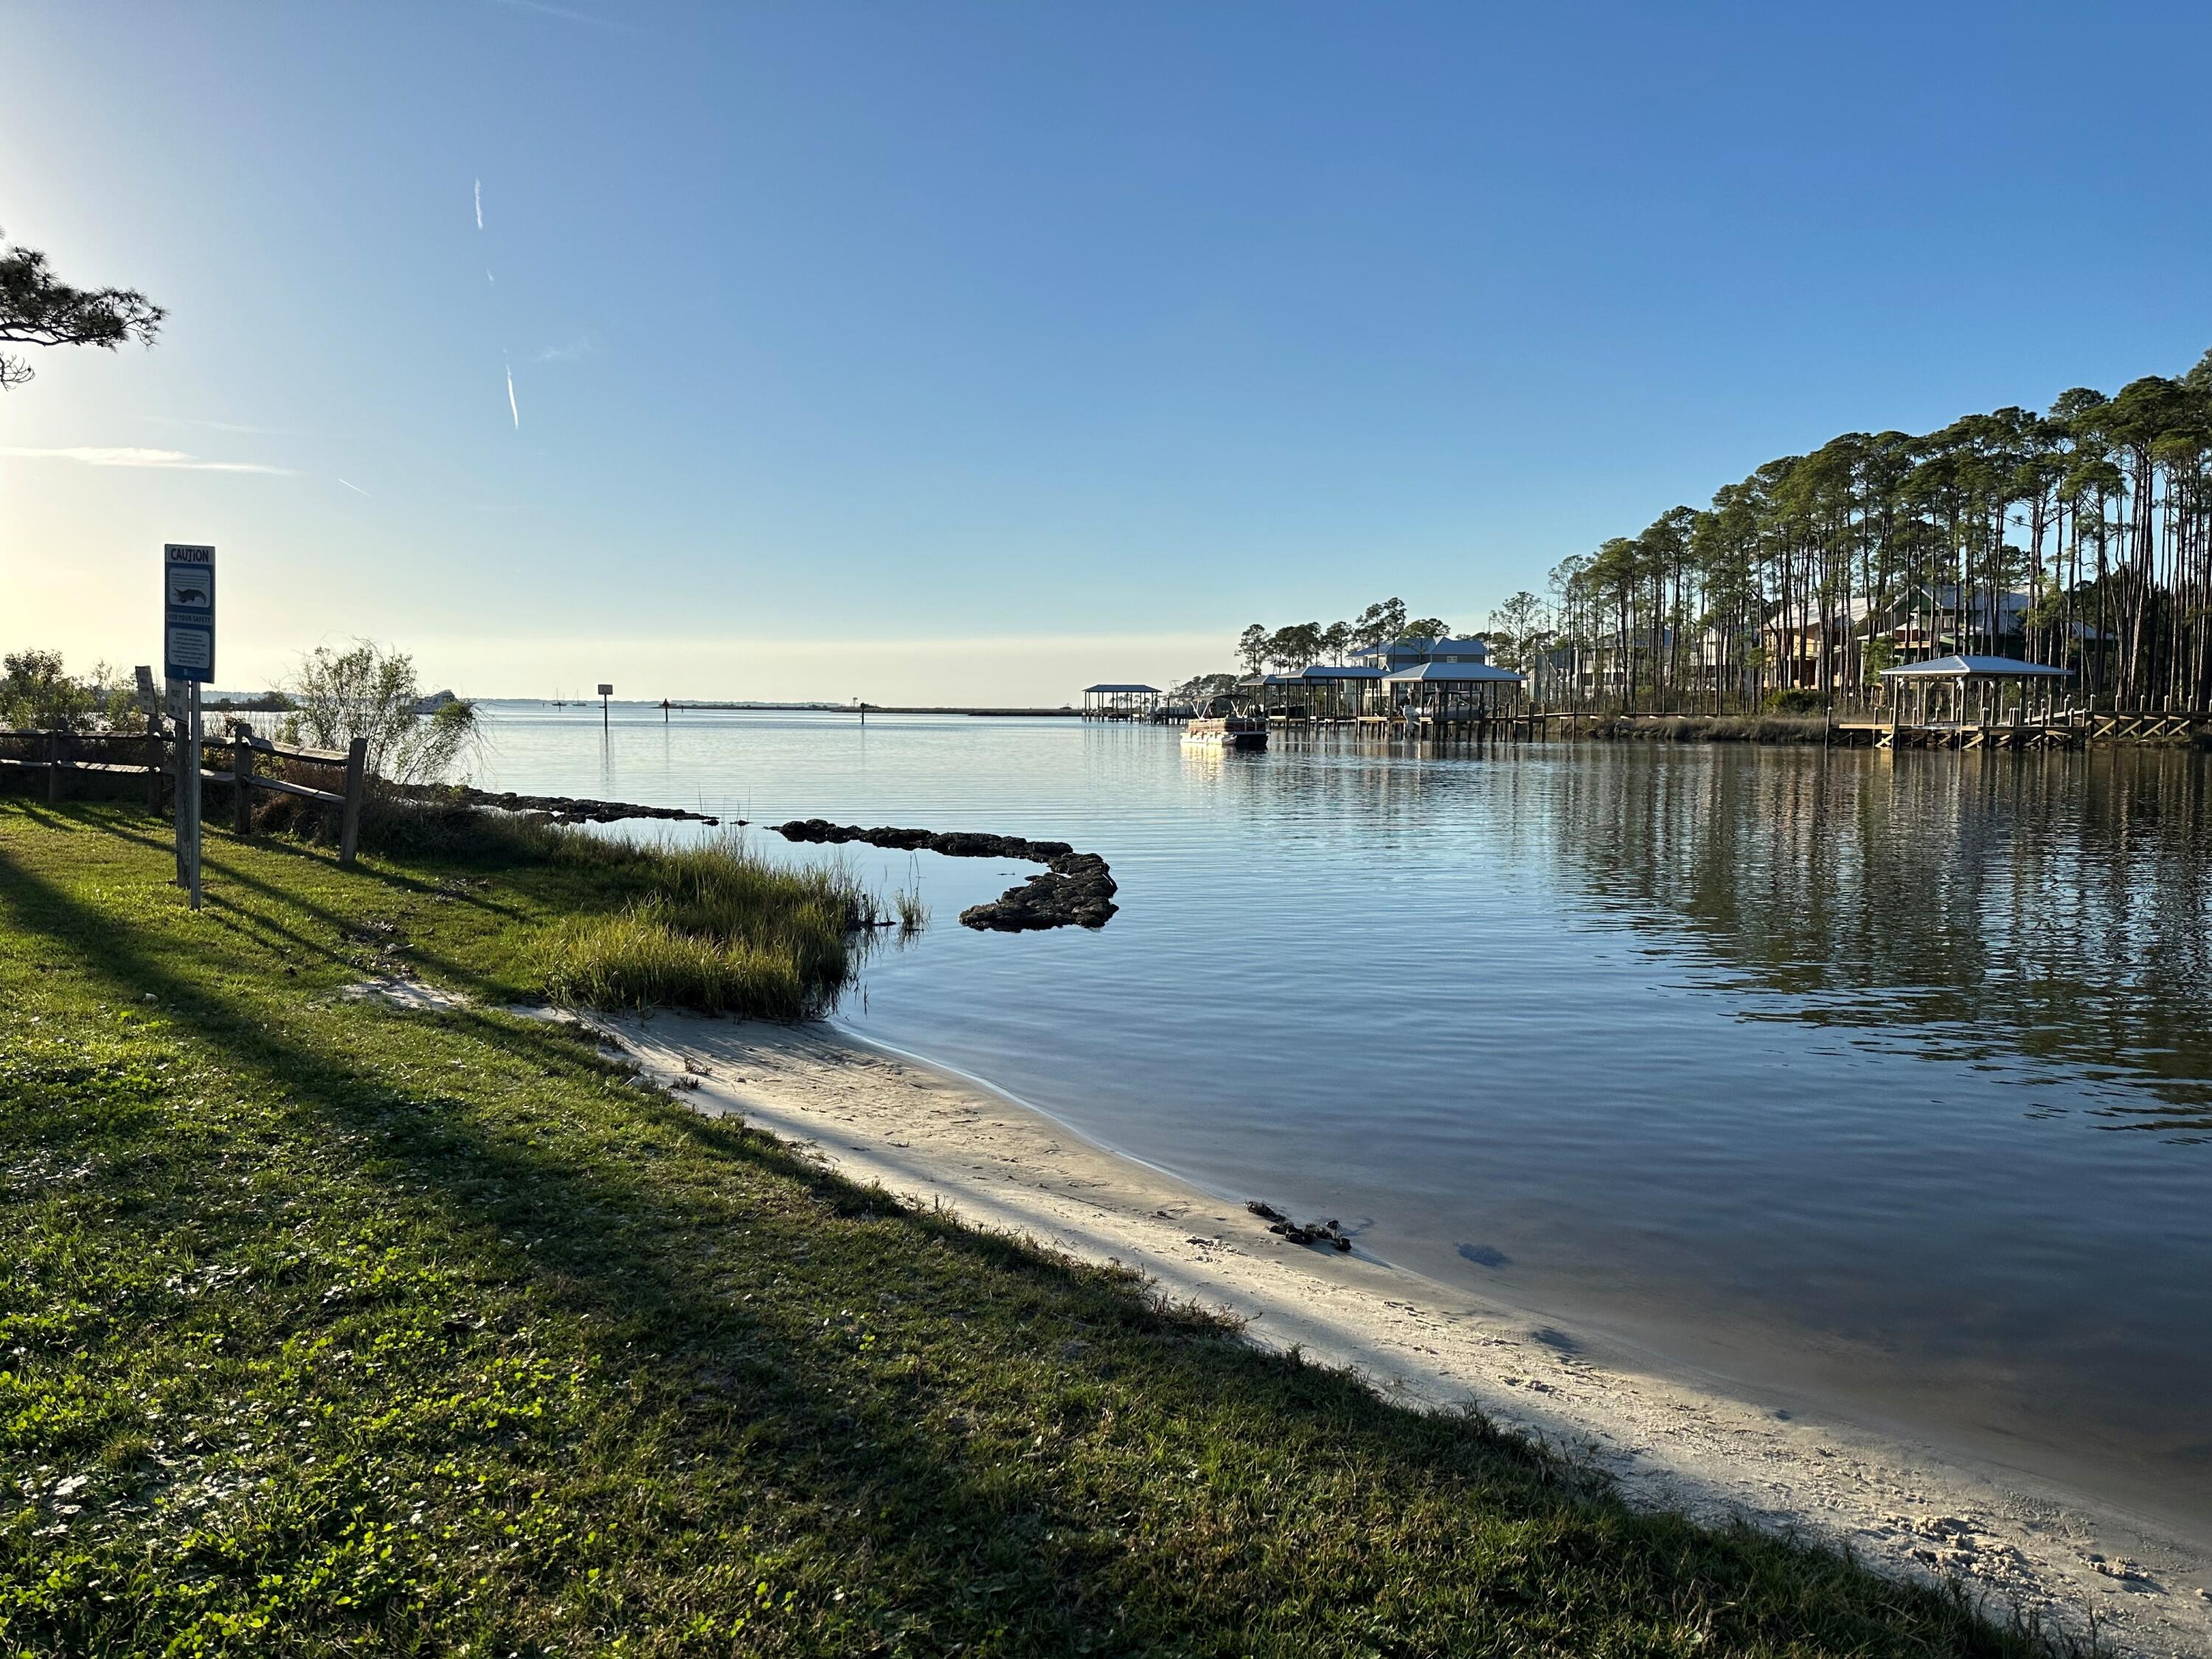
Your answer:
0,800 -> 2079,1657
535,840 -> 869,1018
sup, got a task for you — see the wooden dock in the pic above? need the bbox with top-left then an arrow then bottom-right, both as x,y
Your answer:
1836,709 -> 2209,750
1269,711 -> 1582,740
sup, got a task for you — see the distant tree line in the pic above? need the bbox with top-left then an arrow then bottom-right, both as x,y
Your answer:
1183,350 -> 2212,716
1227,599 -> 1455,679
1169,601 -> 1459,703
1542,349 -> 2212,712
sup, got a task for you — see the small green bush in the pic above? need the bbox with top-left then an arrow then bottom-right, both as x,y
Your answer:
1762,687 -> 1828,714
1577,714 -> 1829,745
279,640 -> 477,785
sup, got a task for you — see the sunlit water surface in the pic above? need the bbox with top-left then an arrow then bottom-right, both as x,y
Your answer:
472,703 -> 2212,1539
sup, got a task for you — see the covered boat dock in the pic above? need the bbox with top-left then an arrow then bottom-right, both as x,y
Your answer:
1242,666 -> 1387,723
1381,660 -> 1528,736
1081,684 -> 1161,722
1854,655 -> 2076,748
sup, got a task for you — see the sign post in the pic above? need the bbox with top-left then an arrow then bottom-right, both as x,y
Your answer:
164,544 -> 216,909
598,684 -> 613,736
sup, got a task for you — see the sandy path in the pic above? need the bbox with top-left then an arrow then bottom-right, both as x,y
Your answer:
571,1008 -> 2211,1658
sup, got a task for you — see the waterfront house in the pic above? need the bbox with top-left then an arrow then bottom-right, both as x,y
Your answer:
1765,586 -> 2104,692
1346,636 -> 1494,672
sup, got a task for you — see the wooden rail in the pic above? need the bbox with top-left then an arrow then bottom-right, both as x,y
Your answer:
0,728 -> 369,867
1832,707 -> 2209,751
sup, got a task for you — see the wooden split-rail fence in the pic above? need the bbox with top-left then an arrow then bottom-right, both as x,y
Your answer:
0,727 -> 369,867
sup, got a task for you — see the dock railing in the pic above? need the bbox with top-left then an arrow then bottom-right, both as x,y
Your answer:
0,727 -> 369,868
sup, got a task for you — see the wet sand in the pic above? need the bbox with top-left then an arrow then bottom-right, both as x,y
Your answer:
569,1007 -> 2212,1659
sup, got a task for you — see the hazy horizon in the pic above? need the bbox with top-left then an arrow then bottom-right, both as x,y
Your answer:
7,0 -> 2209,703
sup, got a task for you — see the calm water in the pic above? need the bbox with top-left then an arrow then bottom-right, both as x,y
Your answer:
474,703 -> 2212,1539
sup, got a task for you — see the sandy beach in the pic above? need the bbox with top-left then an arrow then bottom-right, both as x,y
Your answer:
571,1007 -> 2212,1659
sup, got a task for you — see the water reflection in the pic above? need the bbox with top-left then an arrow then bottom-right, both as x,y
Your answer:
1543,746 -> 2212,1135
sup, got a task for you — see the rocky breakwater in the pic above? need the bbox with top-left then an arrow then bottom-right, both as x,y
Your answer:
771,820 -> 1118,931
392,784 -> 721,827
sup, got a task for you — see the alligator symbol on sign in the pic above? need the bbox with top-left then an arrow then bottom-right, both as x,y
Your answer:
171,584 -> 209,607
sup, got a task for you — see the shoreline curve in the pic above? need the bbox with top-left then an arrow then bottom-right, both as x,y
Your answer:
574,1007 -> 2212,1659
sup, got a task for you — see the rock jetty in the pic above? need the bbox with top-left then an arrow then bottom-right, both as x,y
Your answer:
770,820 -> 1119,931
393,784 -> 721,827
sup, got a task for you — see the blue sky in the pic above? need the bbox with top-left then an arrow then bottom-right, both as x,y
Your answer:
5,0 -> 2209,701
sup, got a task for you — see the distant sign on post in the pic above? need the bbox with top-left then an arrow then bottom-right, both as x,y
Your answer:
163,544 -> 216,683
597,684 -> 613,697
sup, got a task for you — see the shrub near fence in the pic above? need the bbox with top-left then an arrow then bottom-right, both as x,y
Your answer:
0,726 -> 368,866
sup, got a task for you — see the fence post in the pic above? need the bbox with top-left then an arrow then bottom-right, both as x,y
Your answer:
44,730 -> 61,806
338,737 -> 367,869
147,723 -> 167,814
232,734 -> 254,836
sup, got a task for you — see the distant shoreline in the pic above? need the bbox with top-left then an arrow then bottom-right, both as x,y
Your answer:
521,700 -> 1083,717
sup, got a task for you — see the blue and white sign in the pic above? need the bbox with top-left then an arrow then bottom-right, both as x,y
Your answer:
163,543 -> 215,683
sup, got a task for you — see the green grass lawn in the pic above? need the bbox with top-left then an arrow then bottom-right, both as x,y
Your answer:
0,799 -> 2060,1656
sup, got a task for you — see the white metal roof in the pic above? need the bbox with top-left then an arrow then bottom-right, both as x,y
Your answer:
1381,661 -> 1525,684
1879,655 -> 2070,679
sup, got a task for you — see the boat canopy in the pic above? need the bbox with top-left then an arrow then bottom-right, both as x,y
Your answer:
1878,655 -> 2070,680
1380,661 -> 1524,684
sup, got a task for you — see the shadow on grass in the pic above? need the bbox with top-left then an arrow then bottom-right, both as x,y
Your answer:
0,793 -> 73,833
65,800 -> 529,922
0,825 -> 2059,1657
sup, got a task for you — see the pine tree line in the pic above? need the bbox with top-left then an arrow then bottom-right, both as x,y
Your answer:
1532,350 -> 2212,713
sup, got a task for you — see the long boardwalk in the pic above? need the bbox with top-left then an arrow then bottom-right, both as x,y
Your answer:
1257,709 -> 2211,748
1265,711 -> 1587,741
1837,709 -> 2212,749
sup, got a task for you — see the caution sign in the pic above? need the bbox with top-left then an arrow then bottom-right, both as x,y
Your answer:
165,624 -> 213,674
163,544 -> 215,683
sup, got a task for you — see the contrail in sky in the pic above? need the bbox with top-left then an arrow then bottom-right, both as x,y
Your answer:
338,477 -> 370,495
506,362 -> 520,429
474,178 -> 483,229
479,0 -> 639,32
0,444 -> 289,474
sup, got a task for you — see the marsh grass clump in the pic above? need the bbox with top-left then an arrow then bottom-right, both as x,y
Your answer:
894,886 -> 928,938
254,791 -> 874,1018
536,837 -> 871,1018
